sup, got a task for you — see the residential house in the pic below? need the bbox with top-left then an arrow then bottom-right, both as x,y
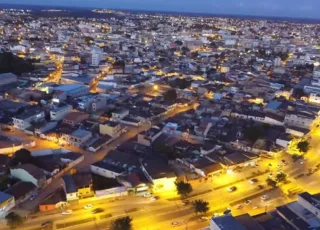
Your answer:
50,104 -> 73,121
60,129 -> 92,147
39,189 -> 67,212
62,112 -> 89,126
112,109 -> 129,120
12,108 -> 45,130
284,110 -> 315,129
99,120 -> 121,137
10,164 -> 46,188
5,182 -> 37,205
0,192 -> 15,216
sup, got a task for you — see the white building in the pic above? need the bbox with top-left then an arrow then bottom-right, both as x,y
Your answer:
309,93 -> 320,104
50,104 -> 73,121
284,111 -> 315,129
13,109 -> 45,130
91,47 -> 102,66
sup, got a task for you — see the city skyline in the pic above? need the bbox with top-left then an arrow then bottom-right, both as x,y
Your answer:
1,0 -> 320,19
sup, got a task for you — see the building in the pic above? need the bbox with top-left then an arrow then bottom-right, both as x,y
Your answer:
50,104 -> 73,121
99,120 -> 121,137
60,129 -> 92,147
284,110 -> 315,129
12,109 -> 45,130
10,164 -> 46,188
0,192 -> 15,216
210,215 -> 246,230
5,182 -> 37,205
63,112 -> 89,126
112,109 -> 129,120
0,73 -> 17,86
54,84 -> 89,98
62,175 -> 79,202
39,189 -> 67,212
73,173 -> 94,198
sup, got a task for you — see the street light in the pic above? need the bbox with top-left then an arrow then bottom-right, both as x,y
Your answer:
153,85 -> 158,90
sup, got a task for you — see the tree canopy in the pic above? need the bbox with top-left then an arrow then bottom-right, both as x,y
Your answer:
192,199 -> 209,215
175,181 -> 193,198
266,178 -> 277,188
11,149 -> 32,166
111,216 -> 132,230
297,141 -> 310,153
275,172 -> 287,183
5,212 -> 23,230
0,52 -> 34,75
163,89 -> 177,101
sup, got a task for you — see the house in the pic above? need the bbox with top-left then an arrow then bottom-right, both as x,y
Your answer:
12,108 -> 45,130
0,73 -> 17,86
60,129 -> 92,147
50,104 -> 73,121
54,84 -> 89,98
73,173 -> 94,198
63,175 -> 78,202
0,192 -> 15,216
112,109 -> 129,120
34,121 -> 57,136
137,127 -> 162,146
10,164 -> 46,188
284,110 -> 315,129
99,120 -> 121,137
63,112 -> 89,126
5,182 -> 37,205
141,158 -> 177,193
39,189 -> 67,212
210,215 -> 246,230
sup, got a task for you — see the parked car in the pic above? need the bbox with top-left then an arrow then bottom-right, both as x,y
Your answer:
244,200 -> 251,205
143,193 -> 152,198
261,195 -> 269,201
227,186 -> 237,192
84,204 -> 94,210
171,222 -> 182,227
198,216 -> 208,222
41,221 -> 52,227
61,210 -> 72,215
249,179 -> 258,184
92,208 -> 104,214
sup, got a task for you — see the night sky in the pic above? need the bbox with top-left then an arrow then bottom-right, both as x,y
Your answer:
2,0 -> 320,18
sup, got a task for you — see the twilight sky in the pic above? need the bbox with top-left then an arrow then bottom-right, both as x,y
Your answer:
2,0 -> 320,18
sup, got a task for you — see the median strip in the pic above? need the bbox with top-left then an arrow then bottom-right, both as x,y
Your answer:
56,217 -> 96,229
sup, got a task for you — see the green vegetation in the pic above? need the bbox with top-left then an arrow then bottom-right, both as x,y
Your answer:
275,172 -> 287,183
111,216 -> 132,230
266,178 -> 277,188
5,212 -> 24,230
0,52 -> 34,75
175,181 -> 193,198
11,148 -> 32,166
192,199 -> 209,215
163,89 -> 177,101
297,141 -> 310,153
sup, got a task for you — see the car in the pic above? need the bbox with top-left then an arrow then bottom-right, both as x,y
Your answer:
61,210 -> 72,215
150,196 -> 158,201
277,164 -> 282,169
281,160 -> 288,166
84,204 -> 94,210
171,222 -> 182,227
253,206 -> 259,210
249,178 -> 258,184
198,216 -> 208,222
236,204 -> 243,210
257,185 -> 264,190
41,221 -> 52,227
182,200 -> 190,205
227,186 -> 237,192
143,193 -> 152,198
268,173 -> 273,178
92,208 -> 104,214
261,195 -> 269,201
245,200 -> 251,205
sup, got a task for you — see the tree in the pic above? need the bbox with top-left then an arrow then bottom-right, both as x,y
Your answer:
84,36 -> 94,45
5,212 -> 23,229
111,216 -> 132,230
163,89 -> 177,101
192,199 -> 209,215
266,178 -> 277,188
175,181 -> 193,198
275,172 -> 287,183
175,40 -> 183,46
0,52 -> 34,75
297,141 -> 310,153
244,125 -> 265,144
11,149 -> 32,166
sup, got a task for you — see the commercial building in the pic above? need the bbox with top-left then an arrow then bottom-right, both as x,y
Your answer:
50,104 -> 73,121
10,164 -> 46,188
54,84 -> 89,98
99,120 -> 121,137
12,108 -> 45,130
